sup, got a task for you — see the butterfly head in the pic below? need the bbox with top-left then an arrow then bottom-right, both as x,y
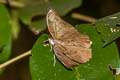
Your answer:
48,38 -> 55,46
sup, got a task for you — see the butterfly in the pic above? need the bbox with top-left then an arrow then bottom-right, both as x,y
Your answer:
46,9 -> 92,69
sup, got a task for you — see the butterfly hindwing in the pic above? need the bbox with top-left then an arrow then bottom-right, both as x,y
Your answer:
53,45 -> 79,69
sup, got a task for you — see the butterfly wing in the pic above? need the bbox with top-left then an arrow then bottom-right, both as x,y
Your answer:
46,9 -> 79,38
53,44 -> 91,69
53,44 -> 79,69
46,9 -> 92,48
63,45 -> 92,63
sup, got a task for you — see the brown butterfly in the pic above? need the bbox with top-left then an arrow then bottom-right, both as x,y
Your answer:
46,9 -> 92,69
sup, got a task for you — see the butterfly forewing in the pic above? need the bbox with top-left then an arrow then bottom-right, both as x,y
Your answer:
47,9 -> 91,48
47,9 -> 76,38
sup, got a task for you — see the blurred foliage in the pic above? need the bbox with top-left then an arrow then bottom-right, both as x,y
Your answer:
18,0 -> 82,32
0,4 -> 12,63
0,0 -> 120,80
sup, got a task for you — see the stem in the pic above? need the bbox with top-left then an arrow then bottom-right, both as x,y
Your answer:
0,50 -> 31,69
71,13 -> 96,23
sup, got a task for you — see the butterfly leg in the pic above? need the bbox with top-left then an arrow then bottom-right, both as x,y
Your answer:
53,54 -> 56,67
50,44 -> 53,51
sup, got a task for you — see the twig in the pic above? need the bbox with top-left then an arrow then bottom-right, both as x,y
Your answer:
9,1 -> 24,8
0,0 -> 24,8
71,13 -> 96,23
0,50 -> 31,70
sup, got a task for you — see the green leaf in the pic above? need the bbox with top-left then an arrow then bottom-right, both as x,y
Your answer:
30,24 -> 119,80
0,4 -> 12,63
94,12 -> 120,46
95,12 -> 120,26
18,0 -> 82,32
94,24 -> 120,46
